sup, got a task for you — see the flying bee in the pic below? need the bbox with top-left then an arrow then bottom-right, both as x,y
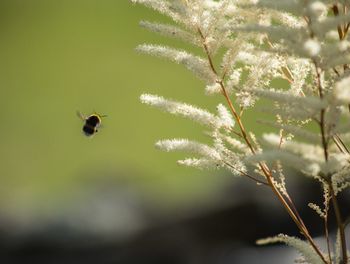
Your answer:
77,111 -> 107,137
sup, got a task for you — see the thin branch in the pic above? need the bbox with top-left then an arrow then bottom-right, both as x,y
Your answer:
333,68 -> 341,77
314,62 -> 329,161
224,161 -> 269,186
333,136 -> 347,155
284,193 -> 308,234
278,129 -> 284,149
334,134 -> 350,155
314,60 -> 348,264
324,219 -> 332,264
332,4 -> 345,40
198,27 -> 328,264
231,130 -> 244,139
324,197 -> 332,264
329,182 -> 348,264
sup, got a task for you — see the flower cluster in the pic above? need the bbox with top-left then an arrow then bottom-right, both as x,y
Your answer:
132,1 -> 350,263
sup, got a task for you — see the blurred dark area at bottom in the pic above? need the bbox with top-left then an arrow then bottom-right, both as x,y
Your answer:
0,172 -> 349,264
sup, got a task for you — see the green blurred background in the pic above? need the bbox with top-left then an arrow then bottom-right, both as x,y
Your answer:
3,2 -> 347,263
0,0 -> 248,216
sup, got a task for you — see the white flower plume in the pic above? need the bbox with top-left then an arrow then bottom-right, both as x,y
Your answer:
257,234 -> 325,264
155,139 -> 220,160
303,39 -> 321,57
135,1 -> 350,262
334,76 -> 350,104
140,94 -> 234,130
136,44 -> 216,84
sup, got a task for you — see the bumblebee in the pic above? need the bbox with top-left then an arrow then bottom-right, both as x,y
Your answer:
77,111 -> 106,137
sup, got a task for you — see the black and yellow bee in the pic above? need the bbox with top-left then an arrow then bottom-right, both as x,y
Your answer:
77,111 -> 106,137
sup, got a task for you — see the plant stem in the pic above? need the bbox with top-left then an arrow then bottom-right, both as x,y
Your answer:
198,28 -> 328,264
329,182 -> 348,264
314,62 -> 348,264
223,161 -> 269,186
324,219 -> 332,264
324,197 -> 333,264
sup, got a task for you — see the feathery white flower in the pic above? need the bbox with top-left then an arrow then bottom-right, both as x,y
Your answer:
287,58 -> 311,96
313,13 -> 350,37
258,12 -> 271,27
303,39 -> 321,57
135,1 -> 350,262
275,12 -> 305,28
257,234 -> 325,264
131,0 -> 186,25
259,121 -> 321,144
262,133 -> 281,146
224,3 -> 236,16
205,82 -> 221,95
236,91 -> 256,108
246,150 -> 309,171
140,94 -> 224,128
221,39 -> 244,74
254,0 -> 303,16
136,44 -> 216,83
223,135 -> 251,155
320,153 -> 349,176
155,139 -> 221,160
308,2 -> 327,19
325,30 -> 339,41
211,132 -> 247,175
254,89 -> 326,111
308,203 -> 325,218
203,0 -> 220,9
338,40 -> 350,52
177,158 -> 218,170
227,69 -> 241,88
332,165 -> 350,195
262,133 -> 324,163
216,104 -> 235,129
139,21 -> 200,46
236,51 -> 257,65
334,76 -> 350,103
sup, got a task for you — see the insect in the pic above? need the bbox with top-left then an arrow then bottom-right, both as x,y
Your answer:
77,111 -> 107,137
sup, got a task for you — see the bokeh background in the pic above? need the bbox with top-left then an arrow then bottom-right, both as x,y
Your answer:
1,0 -> 230,220
1,1 -> 349,264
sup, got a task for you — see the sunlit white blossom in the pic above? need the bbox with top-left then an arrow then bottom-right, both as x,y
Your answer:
205,82 -> 221,95
134,0 -> 350,262
325,30 -> 339,41
216,104 -> 235,129
303,39 -> 321,57
308,1 -> 327,19
156,139 -> 221,160
177,158 -> 218,170
338,40 -> 350,52
140,94 -> 224,128
136,44 -> 216,83
334,76 -> 350,103
257,234 -> 325,264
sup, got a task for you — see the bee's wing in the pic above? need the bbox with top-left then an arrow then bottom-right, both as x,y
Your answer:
93,110 -> 107,118
76,111 -> 86,120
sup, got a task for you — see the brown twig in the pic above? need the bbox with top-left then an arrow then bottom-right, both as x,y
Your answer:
329,182 -> 348,264
224,161 -> 269,186
333,134 -> 350,155
332,4 -> 345,40
324,196 -> 332,264
314,61 -> 348,264
198,27 -> 328,264
314,62 -> 329,160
